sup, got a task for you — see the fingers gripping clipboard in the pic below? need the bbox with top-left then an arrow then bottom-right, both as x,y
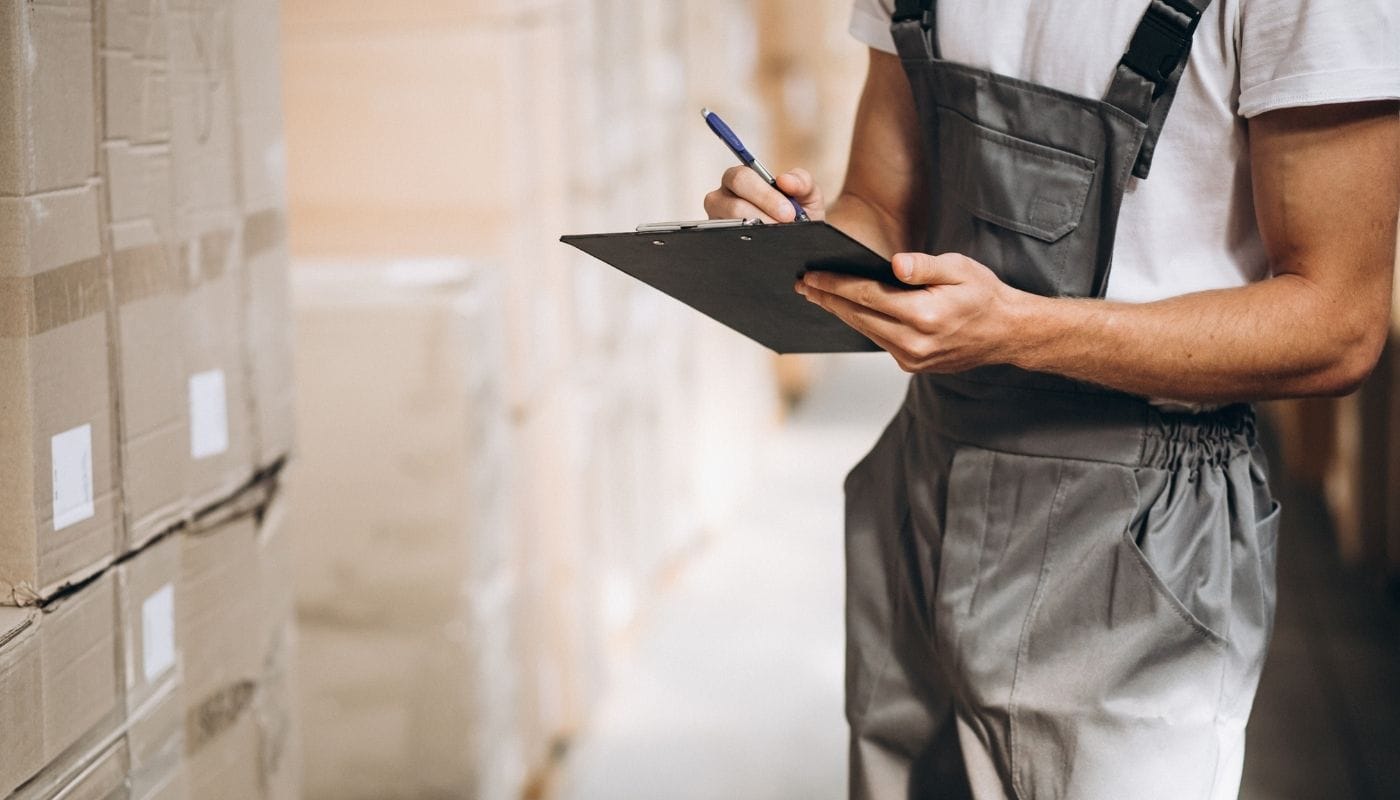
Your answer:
559,221 -> 900,354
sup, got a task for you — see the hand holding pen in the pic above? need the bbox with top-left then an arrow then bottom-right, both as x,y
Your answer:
701,108 -> 824,224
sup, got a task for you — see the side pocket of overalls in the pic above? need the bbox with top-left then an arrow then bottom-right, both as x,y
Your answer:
935,107 -> 1098,297
1122,464 -> 1233,646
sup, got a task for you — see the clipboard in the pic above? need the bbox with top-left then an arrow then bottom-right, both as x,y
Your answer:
559,221 -> 899,354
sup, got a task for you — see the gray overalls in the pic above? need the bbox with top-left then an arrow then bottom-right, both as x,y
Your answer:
844,2 -> 1280,797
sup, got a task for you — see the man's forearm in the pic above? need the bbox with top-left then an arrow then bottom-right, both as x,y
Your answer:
1004,272 -> 1394,403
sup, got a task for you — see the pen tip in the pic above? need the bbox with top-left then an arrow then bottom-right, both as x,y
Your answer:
700,107 -> 711,119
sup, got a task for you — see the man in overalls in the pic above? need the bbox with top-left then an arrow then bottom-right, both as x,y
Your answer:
706,1 -> 1398,797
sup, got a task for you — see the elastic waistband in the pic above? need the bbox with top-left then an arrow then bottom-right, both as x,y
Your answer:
904,374 -> 1256,469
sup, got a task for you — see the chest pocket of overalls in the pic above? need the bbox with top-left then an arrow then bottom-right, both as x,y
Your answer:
936,106 -> 1098,298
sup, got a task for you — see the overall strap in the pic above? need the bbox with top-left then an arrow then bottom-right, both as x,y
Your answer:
891,0 -> 938,62
1105,0 -> 1214,178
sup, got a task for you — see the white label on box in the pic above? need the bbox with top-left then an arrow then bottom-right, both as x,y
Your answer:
188,369 -> 229,459
51,424 -> 95,531
141,583 -> 176,683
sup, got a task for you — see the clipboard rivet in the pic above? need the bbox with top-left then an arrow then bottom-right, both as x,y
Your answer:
740,235 -> 752,241
652,240 -> 666,246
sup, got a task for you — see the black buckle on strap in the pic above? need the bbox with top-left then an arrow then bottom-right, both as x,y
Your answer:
891,9 -> 934,28
1120,0 -> 1203,96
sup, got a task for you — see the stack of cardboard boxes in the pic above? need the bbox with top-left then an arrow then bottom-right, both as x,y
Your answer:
0,0 -> 297,797
291,261 -> 525,799
283,0 -> 782,797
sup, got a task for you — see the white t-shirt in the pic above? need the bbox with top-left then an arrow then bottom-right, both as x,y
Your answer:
849,0 -> 1400,303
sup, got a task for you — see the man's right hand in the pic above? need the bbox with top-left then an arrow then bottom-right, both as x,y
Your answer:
704,166 -> 826,223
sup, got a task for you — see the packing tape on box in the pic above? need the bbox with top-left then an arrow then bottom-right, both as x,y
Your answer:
112,243 -> 178,306
178,229 -> 233,291
185,679 -> 255,754
242,209 -> 287,262
0,257 -> 108,338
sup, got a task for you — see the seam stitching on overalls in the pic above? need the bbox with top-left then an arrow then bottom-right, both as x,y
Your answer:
1204,474 -> 1246,795
1116,461 -> 1230,646
1091,114 -> 1149,296
965,453 -> 996,617
1120,529 -> 1230,646
936,375 -> 1122,398
917,434 -> 1139,469
852,407 -> 915,729
931,58 -> 1106,116
1007,460 -> 1067,800
854,502 -> 915,727
937,105 -> 1098,168
1205,642 -> 1229,794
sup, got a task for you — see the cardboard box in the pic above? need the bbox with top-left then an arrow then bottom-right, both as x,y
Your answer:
230,0 -> 295,471
172,474 -> 299,800
282,20 -> 567,258
282,9 -> 576,412
0,206 -> 119,604
510,389 -> 603,755
9,735 -> 130,800
0,607 -> 44,795
298,616 -> 523,800
252,621 -> 301,800
240,210 -> 295,472
0,1 -> 118,604
229,0 -> 286,218
183,620 -> 298,800
168,0 -> 237,237
291,262 -> 522,799
107,178 -> 189,549
0,573 -> 120,797
281,0 -> 565,34
177,514 -> 262,749
0,0 -> 97,196
178,502 -> 300,800
167,0 -> 255,511
100,0 -> 172,146
290,262 -> 510,628
256,488 -> 294,645
176,226 -> 255,512
129,752 -> 188,800
115,534 -> 184,799
100,0 -> 190,549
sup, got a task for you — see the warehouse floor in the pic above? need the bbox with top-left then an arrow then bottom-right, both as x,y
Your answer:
557,355 -> 1400,800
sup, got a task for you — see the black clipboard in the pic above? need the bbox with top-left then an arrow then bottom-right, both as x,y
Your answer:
560,221 -> 899,354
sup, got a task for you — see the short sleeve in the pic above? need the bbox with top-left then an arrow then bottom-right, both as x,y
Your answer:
1237,0 -> 1400,118
850,0 -> 897,55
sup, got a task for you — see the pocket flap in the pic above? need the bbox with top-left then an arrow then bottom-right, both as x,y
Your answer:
938,108 -> 1095,243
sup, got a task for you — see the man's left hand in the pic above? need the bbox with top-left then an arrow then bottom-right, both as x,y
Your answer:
797,252 -> 1022,373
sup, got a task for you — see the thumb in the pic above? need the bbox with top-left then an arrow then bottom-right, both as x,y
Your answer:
892,252 -> 964,287
775,168 -> 822,204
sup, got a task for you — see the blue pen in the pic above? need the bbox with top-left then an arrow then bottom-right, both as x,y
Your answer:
702,107 -> 810,223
